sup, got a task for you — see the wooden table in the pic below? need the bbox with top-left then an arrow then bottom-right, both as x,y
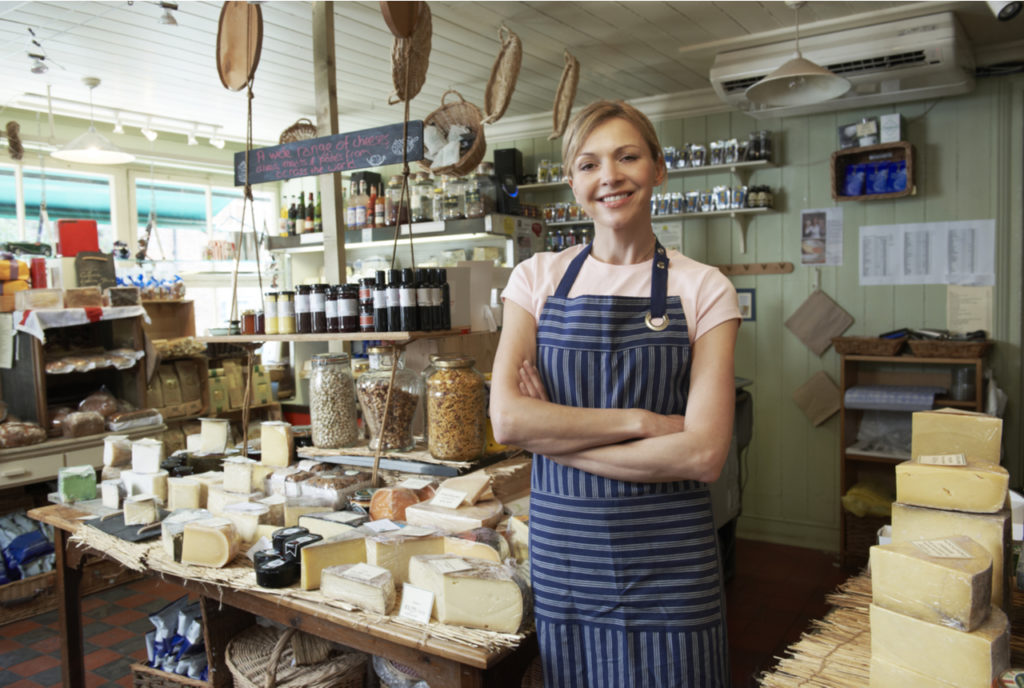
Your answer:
30,504 -> 538,688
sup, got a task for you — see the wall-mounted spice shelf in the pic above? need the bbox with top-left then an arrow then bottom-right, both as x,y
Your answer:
830,142 -> 915,202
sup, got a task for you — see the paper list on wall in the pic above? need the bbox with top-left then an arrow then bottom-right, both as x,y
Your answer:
859,220 -> 995,286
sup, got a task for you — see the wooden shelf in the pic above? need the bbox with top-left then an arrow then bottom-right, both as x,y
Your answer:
545,206 -> 772,227
518,158 -> 774,191
198,329 -> 469,345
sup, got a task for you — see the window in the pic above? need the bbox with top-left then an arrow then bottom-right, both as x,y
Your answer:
0,164 -> 114,249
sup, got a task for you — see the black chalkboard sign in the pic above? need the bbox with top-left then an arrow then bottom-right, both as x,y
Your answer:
75,252 -> 116,291
234,120 -> 424,185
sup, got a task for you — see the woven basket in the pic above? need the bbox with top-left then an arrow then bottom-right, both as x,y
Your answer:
907,339 -> 992,359
131,663 -> 209,688
831,336 -> 906,356
388,3 -> 431,105
278,118 -> 318,144
226,626 -> 366,688
423,89 -> 487,177
548,49 -> 580,141
482,24 -> 522,125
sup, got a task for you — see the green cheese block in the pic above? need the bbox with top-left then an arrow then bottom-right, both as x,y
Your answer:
58,465 -> 97,503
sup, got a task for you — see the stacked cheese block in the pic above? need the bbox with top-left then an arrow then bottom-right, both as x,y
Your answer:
869,408 -> 1011,687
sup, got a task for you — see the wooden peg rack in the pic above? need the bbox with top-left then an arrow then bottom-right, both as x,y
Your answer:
715,262 -> 794,276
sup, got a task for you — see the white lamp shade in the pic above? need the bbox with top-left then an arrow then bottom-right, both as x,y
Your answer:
52,125 -> 135,165
745,56 -> 851,107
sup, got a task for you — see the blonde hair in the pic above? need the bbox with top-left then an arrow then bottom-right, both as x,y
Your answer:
561,100 -> 665,180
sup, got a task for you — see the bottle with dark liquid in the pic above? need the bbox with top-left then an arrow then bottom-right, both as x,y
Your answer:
400,268 -> 418,332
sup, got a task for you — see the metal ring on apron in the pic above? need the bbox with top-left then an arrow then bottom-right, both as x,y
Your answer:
644,311 -> 669,331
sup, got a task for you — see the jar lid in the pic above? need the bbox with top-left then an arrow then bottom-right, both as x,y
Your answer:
366,345 -> 398,355
435,356 -> 475,368
312,352 -> 350,364
296,284 -> 312,293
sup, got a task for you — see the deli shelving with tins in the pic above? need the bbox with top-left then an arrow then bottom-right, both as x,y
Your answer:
838,352 -> 987,568
518,159 -> 776,253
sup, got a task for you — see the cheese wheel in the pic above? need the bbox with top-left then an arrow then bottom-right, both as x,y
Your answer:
370,487 -> 421,522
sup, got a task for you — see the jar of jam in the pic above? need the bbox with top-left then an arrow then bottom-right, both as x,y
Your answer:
340,283 -> 359,333
359,300 -> 375,332
311,283 -> 328,334
255,310 -> 265,335
358,276 -> 375,311
241,309 -> 257,335
277,291 -> 296,334
326,285 -> 339,333
295,284 -> 312,334
264,292 -> 279,335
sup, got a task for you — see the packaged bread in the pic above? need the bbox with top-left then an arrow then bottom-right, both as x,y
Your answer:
64,286 -> 103,308
47,406 -> 73,437
0,421 -> 47,448
78,387 -> 119,417
104,286 -> 140,306
15,288 -> 62,310
370,487 -> 422,522
62,411 -> 106,438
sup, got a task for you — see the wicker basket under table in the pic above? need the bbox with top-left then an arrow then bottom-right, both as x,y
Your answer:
131,663 -> 210,688
226,625 -> 366,688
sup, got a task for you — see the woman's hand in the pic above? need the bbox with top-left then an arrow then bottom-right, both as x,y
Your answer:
517,359 -> 548,402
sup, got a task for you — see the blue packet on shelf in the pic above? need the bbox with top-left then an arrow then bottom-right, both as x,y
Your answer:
888,160 -> 907,192
843,164 -> 866,196
866,162 -> 890,194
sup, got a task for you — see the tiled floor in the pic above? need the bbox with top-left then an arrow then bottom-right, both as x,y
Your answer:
0,538 -> 848,688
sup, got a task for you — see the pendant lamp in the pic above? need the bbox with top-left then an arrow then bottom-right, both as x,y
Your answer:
52,77 -> 135,165
745,1 -> 850,108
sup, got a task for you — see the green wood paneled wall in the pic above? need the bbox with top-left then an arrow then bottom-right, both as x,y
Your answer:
491,75 -> 1024,552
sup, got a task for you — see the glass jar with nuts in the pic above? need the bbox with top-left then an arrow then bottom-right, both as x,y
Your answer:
357,346 -> 423,452
426,355 -> 486,462
309,352 -> 360,449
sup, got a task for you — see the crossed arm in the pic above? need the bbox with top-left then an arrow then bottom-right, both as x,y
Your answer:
489,300 -> 739,484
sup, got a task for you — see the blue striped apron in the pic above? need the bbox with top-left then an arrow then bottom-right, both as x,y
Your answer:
530,241 -> 729,687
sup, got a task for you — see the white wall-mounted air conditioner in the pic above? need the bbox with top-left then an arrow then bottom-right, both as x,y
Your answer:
709,12 -> 975,119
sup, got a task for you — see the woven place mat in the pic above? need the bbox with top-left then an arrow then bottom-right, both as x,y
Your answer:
69,522 -> 525,654
299,443 -> 523,470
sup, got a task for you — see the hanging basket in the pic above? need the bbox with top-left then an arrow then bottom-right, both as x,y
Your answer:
388,3 -> 431,105
278,118 -> 318,144
225,625 -> 367,688
482,24 -> 523,125
548,49 -> 580,141
422,89 -> 487,177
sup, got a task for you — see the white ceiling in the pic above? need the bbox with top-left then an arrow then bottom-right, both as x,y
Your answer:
0,1 -> 1021,149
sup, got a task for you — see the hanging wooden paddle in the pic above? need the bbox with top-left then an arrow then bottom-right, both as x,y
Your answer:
216,1 -> 263,91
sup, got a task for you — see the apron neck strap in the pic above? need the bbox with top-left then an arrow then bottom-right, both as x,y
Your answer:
552,240 -> 669,311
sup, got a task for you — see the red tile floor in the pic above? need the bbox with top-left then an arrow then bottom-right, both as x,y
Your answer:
0,538 -> 849,687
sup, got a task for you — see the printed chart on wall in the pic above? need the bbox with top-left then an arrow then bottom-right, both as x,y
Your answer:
800,207 -> 843,266
653,220 -> 683,253
859,220 -> 996,286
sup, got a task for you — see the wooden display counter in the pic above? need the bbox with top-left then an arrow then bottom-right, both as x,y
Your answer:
29,504 -> 537,688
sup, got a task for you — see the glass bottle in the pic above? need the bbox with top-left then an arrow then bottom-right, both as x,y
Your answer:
296,192 -> 306,234
264,292 -> 279,335
399,268 -> 418,332
386,175 -> 405,226
314,191 -> 323,233
356,346 -> 423,452
373,269 -> 389,332
241,309 -> 256,335
387,268 -> 401,332
311,283 -> 328,334
441,175 -> 465,220
359,300 -> 375,333
277,290 -> 296,334
415,267 -> 433,332
309,352 -> 360,449
427,356 -> 486,462
473,162 -> 497,217
305,192 -> 315,233
464,174 -> 485,219
340,283 -> 359,333
412,172 -> 433,222
295,284 -> 312,334
432,175 -> 444,223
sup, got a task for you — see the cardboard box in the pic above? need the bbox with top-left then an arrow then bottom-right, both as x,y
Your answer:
174,360 -> 202,402
158,364 -> 183,406
208,374 -> 229,414
146,377 -> 164,409
912,408 -> 1003,465
221,359 -> 245,409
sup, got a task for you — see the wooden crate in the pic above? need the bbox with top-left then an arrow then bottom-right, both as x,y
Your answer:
0,554 -> 142,626
830,142 -> 914,201
143,300 -> 196,339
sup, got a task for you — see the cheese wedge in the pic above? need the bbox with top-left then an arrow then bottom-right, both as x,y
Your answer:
896,458 -> 1008,513
870,536 -> 992,631
223,458 -> 258,495
223,502 -> 271,542
365,528 -> 444,585
321,563 -> 395,615
101,480 -> 125,509
408,554 -> 526,633
257,494 -> 286,526
191,471 -> 224,508
283,501 -> 332,527
912,409 -> 1002,465
121,469 -> 169,505
443,528 -> 509,563
124,494 -> 159,526
103,435 -> 132,467
438,472 -> 493,506
869,603 -> 1009,687
404,498 -> 504,533
199,418 -> 230,453
131,438 -> 165,474
299,530 -> 367,590
161,509 -> 213,561
206,486 -> 261,516
181,517 -> 241,568
298,511 -> 365,539
891,503 -> 1011,611
870,654 -> 962,688
167,477 -> 201,510
58,465 -> 96,503
260,421 -> 293,467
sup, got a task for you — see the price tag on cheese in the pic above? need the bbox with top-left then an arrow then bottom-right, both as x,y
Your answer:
912,538 -> 974,559
431,487 -> 468,509
363,519 -> 401,533
429,557 -> 472,573
399,583 -> 434,624
918,453 -> 968,466
397,525 -> 435,538
344,563 -> 384,582
399,478 -> 434,490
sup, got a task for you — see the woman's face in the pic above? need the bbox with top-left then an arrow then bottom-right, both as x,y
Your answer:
567,117 -> 664,233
